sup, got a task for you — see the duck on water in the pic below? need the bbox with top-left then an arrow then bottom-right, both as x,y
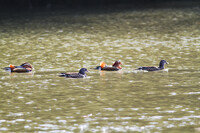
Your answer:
137,60 -> 169,71
94,60 -> 122,71
3,62 -> 33,73
59,68 -> 88,78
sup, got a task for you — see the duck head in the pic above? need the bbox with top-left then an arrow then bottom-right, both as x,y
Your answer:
112,60 -> 122,69
159,60 -> 169,69
20,62 -> 33,71
79,68 -> 88,75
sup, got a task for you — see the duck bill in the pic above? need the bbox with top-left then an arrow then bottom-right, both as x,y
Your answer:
118,62 -> 122,69
118,66 -> 122,69
166,62 -> 169,64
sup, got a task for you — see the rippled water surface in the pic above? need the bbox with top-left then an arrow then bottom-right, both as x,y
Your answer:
0,6 -> 200,132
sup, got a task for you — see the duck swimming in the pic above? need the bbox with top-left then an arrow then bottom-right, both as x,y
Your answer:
94,60 -> 122,71
3,62 -> 33,73
137,60 -> 169,71
59,68 -> 88,78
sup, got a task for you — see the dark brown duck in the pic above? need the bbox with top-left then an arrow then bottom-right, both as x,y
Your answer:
59,68 -> 88,78
137,60 -> 169,71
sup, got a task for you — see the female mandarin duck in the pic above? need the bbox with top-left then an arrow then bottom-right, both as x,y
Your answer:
137,60 -> 169,71
94,60 -> 122,71
59,68 -> 88,78
4,62 -> 33,73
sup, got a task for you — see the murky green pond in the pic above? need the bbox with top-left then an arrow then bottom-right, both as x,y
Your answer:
0,5 -> 200,132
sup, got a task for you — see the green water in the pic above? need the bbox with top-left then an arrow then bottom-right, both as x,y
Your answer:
0,6 -> 200,132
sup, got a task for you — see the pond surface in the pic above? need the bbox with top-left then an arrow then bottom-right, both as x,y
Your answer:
0,5 -> 200,132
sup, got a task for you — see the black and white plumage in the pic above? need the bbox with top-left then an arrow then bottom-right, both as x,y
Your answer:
137,60 -> 169,71
59,68 -> 88,78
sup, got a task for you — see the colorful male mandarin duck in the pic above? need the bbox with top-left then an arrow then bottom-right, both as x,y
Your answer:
94,60 -> 122,71
137,60 -> 169,71
4,62 -> 33,73
59,68 -> 88,78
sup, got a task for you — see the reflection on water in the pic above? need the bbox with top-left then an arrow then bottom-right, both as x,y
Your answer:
0,5 -> 200,132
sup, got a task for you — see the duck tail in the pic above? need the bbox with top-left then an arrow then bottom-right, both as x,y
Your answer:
3,67 -> 10,70
137,67 -> 143,70
58,73 -> 66,77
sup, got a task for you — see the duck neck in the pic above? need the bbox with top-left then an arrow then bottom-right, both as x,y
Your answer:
113,64 -> 121,69
79,71 -> 85,75
159,62 -> 165,69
